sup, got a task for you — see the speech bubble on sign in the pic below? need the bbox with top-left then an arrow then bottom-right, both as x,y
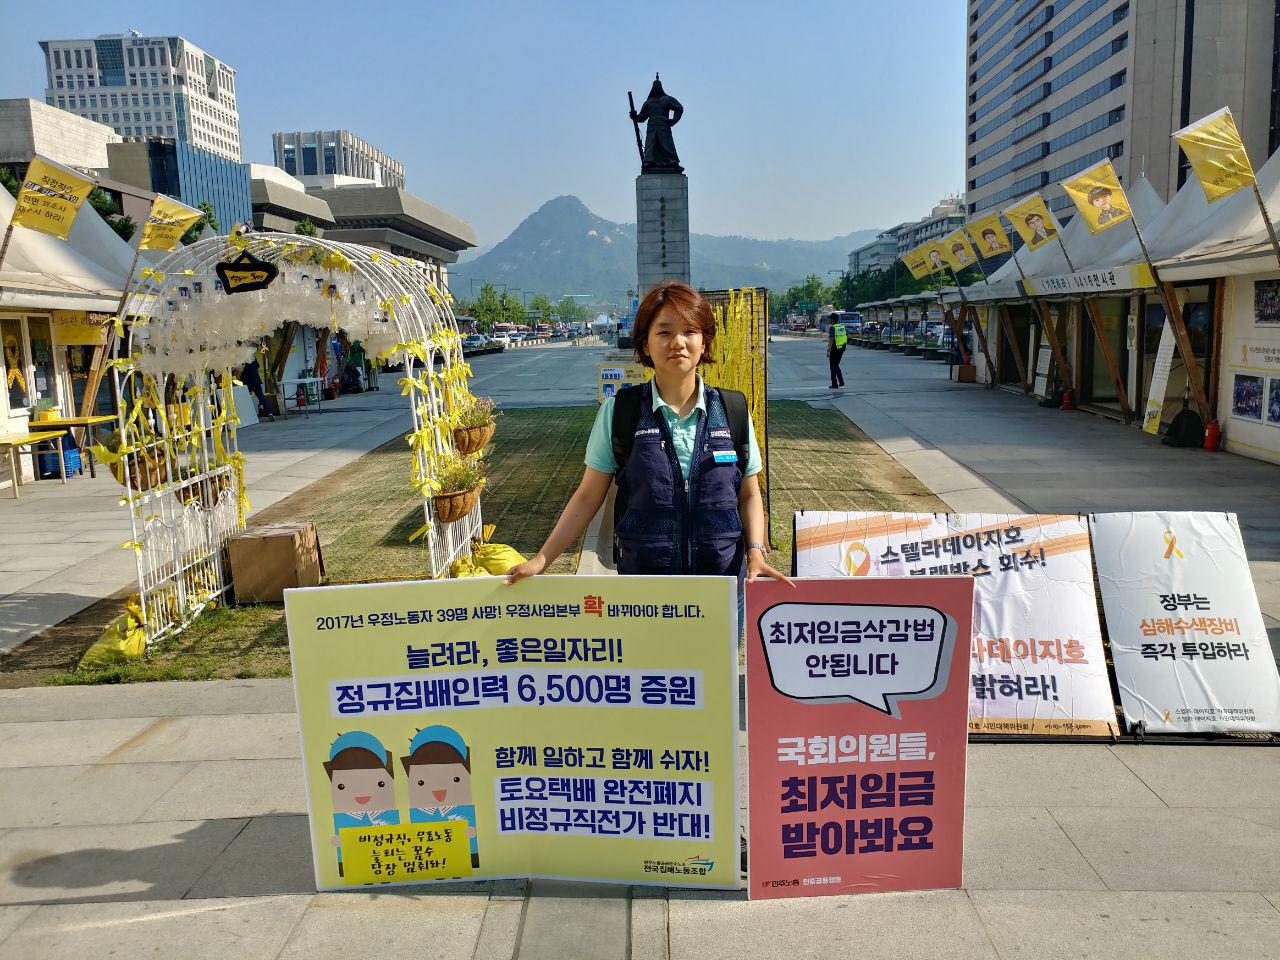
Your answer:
757,602 -> 955,717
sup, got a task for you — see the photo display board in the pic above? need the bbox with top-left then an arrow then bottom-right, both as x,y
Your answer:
286,575 -> 741,890
1089,511 -> 1280,733
794,512 -> 1118,736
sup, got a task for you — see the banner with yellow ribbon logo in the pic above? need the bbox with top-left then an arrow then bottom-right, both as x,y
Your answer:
1173,107 -> 1256,203
139,195 -> 205,251
11,155 -> 95,240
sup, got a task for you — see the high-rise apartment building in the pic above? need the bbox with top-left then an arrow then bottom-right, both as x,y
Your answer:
964,1 -> 1279,220
38,32 -> 241,162
272,130 -> 405,189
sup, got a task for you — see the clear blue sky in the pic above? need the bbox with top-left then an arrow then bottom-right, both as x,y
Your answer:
0,0 -> 966,247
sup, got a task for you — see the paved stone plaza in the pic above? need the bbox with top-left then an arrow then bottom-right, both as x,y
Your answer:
0,341 -> 1277,958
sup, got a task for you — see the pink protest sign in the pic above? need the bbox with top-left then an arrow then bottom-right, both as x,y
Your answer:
747,577 -> 973,899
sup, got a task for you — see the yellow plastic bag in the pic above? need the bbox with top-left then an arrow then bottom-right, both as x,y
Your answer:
77,599 -> 147,669
471,542 -> 527,576
448,555 -> 488,578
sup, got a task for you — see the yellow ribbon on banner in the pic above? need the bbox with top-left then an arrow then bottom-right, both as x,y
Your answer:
1163,530 -> 1184,559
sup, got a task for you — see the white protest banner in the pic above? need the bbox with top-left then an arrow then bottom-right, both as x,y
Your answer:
794,512 -> 1118,736
1142,320 -> 1177,434
1089,511 -> 1280,733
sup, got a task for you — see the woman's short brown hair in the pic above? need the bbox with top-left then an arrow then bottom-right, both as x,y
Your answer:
631,280 -> 718,368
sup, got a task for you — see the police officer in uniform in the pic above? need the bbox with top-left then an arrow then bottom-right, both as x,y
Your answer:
826,313 -> 847,389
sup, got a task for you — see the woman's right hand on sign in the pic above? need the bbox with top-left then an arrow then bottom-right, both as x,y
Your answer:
505,553 -> 548,585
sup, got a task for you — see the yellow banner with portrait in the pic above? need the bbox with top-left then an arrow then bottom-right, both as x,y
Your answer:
940,228 -> 979,270
1173,107 -> 1257,203
901,246 -> 934,280
286,576 -> 740,891
1002,194 -> 1062,252
1061,159 -> 1132,234
11,155 -> 94,240
965,214 -> 1012,258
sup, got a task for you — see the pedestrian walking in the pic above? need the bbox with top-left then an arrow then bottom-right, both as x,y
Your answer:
826,313 -> 847,388
505,280 -> 792,590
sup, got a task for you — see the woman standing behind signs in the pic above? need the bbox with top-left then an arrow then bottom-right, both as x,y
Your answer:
505,281 -> 791,587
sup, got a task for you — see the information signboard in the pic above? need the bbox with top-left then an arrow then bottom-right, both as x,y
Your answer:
286,575 -> 741,890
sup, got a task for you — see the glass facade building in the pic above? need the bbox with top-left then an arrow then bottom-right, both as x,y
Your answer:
135,139 -> 251,230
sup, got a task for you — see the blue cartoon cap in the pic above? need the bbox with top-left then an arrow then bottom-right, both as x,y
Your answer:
408,725 -> 468,762
329,730 -> 390,764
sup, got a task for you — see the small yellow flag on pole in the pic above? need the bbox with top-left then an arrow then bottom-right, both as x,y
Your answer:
1001,194 -> 1063,252
1060,158 -> 1132,234
1173,107 -> 1256,203
138,195 -> 205,251
11,155 -> 95,240
965,213 -> 1012,257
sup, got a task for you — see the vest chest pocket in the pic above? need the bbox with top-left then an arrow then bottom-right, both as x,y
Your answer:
698,447 -> 742,507
622,437 -> 676,508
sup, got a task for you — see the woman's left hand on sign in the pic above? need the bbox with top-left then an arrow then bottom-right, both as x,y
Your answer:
746,549 -> 795,586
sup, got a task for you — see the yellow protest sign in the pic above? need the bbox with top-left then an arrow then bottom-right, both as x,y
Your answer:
285,575 -> 740,891
1173,107 -> 1257,203
11,155 -> 94,239
139,195 -> 205,251
966,214 -> 1012,257
922,242 -> 952,275
52,310 -> 110,345
598,362 -> 649,403
940,228 -> 979,269
901,247 -> 934,281
1061,158 -> 1132,233
1002,194 -> 1062,252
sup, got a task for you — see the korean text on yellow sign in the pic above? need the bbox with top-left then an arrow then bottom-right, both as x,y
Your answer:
598,363 -> 649,403
1002,194 -> 1062,252
139,195 -> 204,251
12,156 -> 94,240
1173,107 -> 1257,203
1061,159 -> 1132,234
285,575 -> 740,892
966,214 -> 1012,257
901,247 -> 934,281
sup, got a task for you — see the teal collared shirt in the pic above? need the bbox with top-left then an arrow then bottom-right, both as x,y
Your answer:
585,377 -> 763,481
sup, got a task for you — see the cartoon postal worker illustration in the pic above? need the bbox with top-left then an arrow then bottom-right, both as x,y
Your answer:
402,725 -> 480,868
324,731 -> 400,876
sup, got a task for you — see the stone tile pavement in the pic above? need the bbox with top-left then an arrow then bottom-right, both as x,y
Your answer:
0,387 -> 414,656
0,679 -> 1275,959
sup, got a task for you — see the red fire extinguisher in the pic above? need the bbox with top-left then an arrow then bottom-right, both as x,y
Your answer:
1204,419 -> 1221,452
1061,388 -> 1075,411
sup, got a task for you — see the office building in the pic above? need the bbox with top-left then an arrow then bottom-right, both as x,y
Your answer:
39,32 -> 241,162
895,198 -> 966,255
107,138 -> 251,232
248,164 -> 336,234
310,184 -> 475,289
848,233 -> 901,275
0,98 -> 119,174
272,130 -> 405,189
964,0 -> 1279,219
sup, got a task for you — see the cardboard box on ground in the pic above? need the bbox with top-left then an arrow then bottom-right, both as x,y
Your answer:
229,522 -> 323,603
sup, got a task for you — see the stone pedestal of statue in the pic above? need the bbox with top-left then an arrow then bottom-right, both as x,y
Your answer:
635,173 -> 690,298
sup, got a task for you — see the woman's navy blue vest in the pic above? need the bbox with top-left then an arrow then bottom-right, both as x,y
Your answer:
614,383 -> 744,576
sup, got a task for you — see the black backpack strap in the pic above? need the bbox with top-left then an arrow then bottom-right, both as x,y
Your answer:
610,383 -> 647,472
715,387 -> 751,474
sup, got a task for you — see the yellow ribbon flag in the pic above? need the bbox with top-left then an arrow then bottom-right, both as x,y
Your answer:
11,155 -> 95,239
966,213 -> 1012,257
1061,158 -> 1132,233
138,195 -> 205,251
940,228 -> 979,269
901,246 -> 934,280
1002,194 -> 1062,252
1173,107 -> 1256,203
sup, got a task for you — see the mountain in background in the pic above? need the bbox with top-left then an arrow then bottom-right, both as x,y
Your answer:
455,196 -> 880,302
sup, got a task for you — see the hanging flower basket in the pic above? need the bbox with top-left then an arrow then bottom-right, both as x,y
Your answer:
452,422 -> 495,455
432,484 -> 481,524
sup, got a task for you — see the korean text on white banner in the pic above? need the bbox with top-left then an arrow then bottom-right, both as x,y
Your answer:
1089,511 -> 1280,733
794,512 -> 1118,736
